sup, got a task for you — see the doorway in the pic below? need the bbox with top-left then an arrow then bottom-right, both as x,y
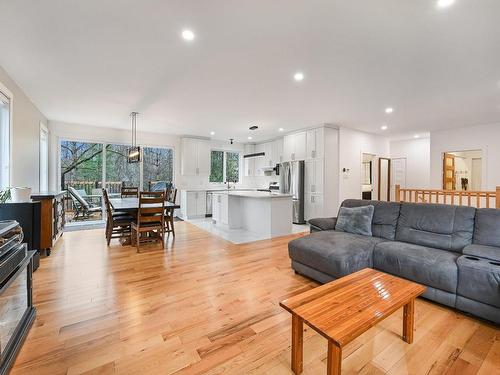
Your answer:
361,153 -> 375,200
442,150 -> 482,191
378,158 -> 391,201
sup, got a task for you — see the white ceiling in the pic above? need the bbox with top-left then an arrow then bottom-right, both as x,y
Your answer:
1,0 -> 499,143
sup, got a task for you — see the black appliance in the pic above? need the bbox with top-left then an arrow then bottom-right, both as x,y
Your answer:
0,202 -> 41,270
0,220 -> 36,375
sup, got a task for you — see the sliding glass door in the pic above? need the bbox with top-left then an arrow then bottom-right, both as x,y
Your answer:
60,140 -> 174,226
60,141 -> 104,223
106,144 -> 140,193
142,146 -> 174,191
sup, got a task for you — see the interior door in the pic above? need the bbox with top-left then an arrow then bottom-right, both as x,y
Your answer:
443,153 -> 456,190
471,158 -> 482,191
378,158 -> 391,201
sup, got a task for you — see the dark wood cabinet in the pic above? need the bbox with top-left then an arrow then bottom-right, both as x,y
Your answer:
31,192 -> 66,255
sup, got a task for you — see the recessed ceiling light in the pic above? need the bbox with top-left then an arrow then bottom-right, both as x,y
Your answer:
381,125 -> 388,130
279,128 -> 284,132
437,0 -> 455,8
210,131 -> 215,136
385,107 -> 394,114
181,29 -> 195,41
293,72 -> 304,81
248,136 -> 253,140
414,134 -> 420,139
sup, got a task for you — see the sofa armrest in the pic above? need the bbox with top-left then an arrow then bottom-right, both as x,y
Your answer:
308,217 -> 337,233
463,244 -> 500,262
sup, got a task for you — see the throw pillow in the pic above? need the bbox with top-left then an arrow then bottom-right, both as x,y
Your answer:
335,205 -> 374,236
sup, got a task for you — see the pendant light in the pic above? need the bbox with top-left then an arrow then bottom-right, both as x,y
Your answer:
128,112 -> 141,163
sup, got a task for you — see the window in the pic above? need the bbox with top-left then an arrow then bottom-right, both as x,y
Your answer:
39,123 -> 49,191
0,90 -> 10,189
142,146 -> 174,191
210,150 -> 240,183
60,139 -> 175,224
106,143 -> 140,188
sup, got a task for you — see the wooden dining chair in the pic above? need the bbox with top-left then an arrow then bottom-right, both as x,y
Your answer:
131,191 -> 165,252
102,189 -> 133,246
165,188 -> 177,236
121,187 -> 139,198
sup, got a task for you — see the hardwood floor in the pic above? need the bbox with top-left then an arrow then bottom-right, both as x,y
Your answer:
11,222 -> 500,375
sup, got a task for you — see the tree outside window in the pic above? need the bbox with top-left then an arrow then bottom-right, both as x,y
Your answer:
210,150 -> 240,183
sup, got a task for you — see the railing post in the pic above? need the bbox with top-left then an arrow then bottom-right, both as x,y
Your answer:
395,185 -> 401,202
496,186 -> 500,209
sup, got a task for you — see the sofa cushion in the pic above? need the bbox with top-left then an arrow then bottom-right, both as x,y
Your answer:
341,199 -> 401,240
395,202 -> 475,252
463,244 -> 500,262
308,217 -> 337,232
457,255 -> 500,308
373,241 -> 459,293
335,205 -> 374,236
473,208 -> 500,247
288,231 -> 385,279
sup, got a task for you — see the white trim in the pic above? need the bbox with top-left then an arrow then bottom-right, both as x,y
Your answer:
0,80 -> 13,188
57,137 -> 176,193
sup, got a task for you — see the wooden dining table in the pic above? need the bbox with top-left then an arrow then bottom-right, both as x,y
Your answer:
109,197 -> 180,212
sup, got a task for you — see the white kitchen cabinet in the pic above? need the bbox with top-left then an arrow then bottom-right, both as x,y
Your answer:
294,132 -> 307,160
305,159 -> 324,194
274,138 -> 283,164
254,143 -> 266,176
244,144 -> 255,176
181,191 -> 207,219
181,138 -> 210,176
212,193 -> 228,225
306,127 -> 324,159
305,194 -> 324,221
283,135 -> 294,161
283,132 -> 307,161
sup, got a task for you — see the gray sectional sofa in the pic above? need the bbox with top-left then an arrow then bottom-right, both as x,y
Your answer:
289,199 -> 500,324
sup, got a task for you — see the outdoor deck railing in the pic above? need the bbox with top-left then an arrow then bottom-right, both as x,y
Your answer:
395,184 -> 500,209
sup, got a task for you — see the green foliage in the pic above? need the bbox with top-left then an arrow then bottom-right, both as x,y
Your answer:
0,187 -> 11,203
226,152 -> 239,183
210,151 -> 224,183
209,150 -> 240,183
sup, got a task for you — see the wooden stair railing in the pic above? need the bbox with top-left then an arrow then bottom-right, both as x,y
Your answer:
395,185 -> 500,209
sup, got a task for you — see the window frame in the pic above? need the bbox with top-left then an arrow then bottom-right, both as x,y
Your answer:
58,137 -> 176,192
0,82 -> 13,190
209,149 -> 241,184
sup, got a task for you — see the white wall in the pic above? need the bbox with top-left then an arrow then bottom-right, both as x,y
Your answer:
338,127 -> 390,203
390,137 -> 430,189
430,123 -> 500,190
0,65 -> 47,189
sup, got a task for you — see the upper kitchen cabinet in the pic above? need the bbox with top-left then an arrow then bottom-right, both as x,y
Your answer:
306,127 -> 324,159
254,143 -> 266,176
283,132 -> 307,161
181,138 -> 210,176
244,144 -> 255,177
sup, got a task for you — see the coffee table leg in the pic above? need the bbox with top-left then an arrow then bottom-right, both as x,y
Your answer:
403,298 -> 415,343
327,341 -> 341,375
291,314 -> 303,374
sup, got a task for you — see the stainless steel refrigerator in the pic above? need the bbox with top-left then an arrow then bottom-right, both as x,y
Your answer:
280,161 -> 305,224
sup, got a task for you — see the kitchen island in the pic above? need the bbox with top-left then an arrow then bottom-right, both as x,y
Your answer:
212,191 -> 293,238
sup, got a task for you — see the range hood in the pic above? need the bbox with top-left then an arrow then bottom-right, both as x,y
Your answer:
243,152 -> 265,158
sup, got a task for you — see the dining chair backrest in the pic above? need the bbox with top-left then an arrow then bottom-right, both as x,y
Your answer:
121,187 -> 139,198
68,186 -> 91,209
165,188 -> 178,204
102,188 -> 112,216
137,191 -> 165,227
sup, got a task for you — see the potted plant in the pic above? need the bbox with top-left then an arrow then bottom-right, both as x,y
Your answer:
0,187 -> 11,204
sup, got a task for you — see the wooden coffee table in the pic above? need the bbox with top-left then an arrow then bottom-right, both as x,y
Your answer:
280,268 -> 426,375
